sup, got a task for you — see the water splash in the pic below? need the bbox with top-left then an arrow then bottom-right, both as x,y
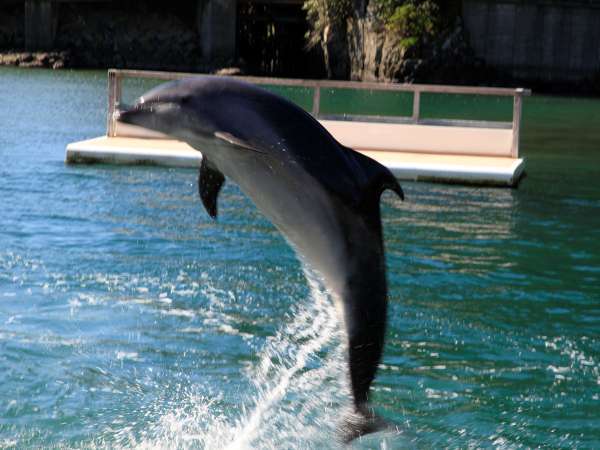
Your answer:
225,273 -> 350,449
93,272 -> 352,450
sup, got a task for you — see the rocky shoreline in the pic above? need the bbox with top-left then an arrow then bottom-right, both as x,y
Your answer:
0,51 -> 68,69
1,2 -> 598,95
0,1 -> 208,72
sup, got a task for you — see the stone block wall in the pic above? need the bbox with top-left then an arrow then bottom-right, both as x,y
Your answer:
463,0 -> 600,82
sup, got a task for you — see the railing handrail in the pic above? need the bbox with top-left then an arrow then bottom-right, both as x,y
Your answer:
106,68 -> 530,157
109,68 -> 532,96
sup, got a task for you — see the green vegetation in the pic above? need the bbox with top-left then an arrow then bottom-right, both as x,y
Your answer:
304,0 -> 459,81
303,0 -> 351,50
385,0 -> 439,54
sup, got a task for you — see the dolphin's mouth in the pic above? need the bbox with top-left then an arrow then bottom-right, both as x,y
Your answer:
116,101 -> 180,125
115,103 -> 166,133
114,104 -> 139,125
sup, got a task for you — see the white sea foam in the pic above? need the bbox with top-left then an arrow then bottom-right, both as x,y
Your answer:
162,309 -> 196,319
94,271 -> 357,450
178,327 -> 205,334
223,275 -> 349,450
116,351 -> 140,361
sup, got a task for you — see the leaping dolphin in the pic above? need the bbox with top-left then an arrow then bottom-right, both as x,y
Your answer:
117,76 -> 403,441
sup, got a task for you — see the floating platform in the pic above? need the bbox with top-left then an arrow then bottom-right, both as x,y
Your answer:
65,69 -> 529,187
66,135 -> 525,186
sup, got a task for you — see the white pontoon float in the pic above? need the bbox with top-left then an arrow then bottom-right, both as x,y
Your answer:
66,69 -> 530,187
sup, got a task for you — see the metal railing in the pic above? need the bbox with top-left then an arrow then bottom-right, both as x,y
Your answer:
107,69 -> 531,158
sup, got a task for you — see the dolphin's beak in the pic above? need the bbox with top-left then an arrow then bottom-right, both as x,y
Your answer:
115,104 -> 142,125
115,103 -> 160,132
116,101 -> 180,132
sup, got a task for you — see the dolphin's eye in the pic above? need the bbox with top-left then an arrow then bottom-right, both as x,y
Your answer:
180,95 -> 191,105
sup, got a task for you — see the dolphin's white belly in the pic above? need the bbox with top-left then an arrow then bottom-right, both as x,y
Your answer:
215,150 -> 351,294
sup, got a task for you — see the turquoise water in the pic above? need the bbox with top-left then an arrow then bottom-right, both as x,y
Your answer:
1,67 -> 599,449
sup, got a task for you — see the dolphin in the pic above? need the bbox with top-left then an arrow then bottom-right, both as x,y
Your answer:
117,76 -> 403,441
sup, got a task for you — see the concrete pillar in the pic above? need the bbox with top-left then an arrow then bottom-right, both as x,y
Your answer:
197,0 -> 237,64
24,0 -> 57,51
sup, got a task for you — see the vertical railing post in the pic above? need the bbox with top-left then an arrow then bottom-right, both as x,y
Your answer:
511,88 -> 524,158
107,69 -> 122,137
412,89 -> 421,123
312,84 -> 321,116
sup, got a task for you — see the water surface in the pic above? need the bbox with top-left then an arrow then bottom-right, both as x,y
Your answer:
0,67 -> 599,448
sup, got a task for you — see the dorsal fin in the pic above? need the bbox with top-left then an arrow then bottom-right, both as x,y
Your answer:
342,146 -> 404,204
198,157 -> 225,219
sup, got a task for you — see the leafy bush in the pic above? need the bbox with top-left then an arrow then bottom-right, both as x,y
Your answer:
303,0 -> 351,48
305,0 -> 440,50
303,0 -> 451,80
384,0 -> 439,55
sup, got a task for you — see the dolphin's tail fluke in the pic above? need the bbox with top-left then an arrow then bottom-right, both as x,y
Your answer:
337,406 -> 389,443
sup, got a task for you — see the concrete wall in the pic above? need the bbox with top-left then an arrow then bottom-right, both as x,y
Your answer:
24,0 -> 57,50
463,0 -> 600,81
197,0 -> 236,63
20,0 -> 236,63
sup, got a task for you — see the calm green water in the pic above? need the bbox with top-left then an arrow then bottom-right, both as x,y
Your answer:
1,67 -> 599,449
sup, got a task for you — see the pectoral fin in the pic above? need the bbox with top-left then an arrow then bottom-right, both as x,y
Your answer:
214,131 -> 266,154
198,157 -> 225,219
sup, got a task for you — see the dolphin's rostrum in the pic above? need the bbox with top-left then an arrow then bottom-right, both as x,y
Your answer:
118,76 -> 403,441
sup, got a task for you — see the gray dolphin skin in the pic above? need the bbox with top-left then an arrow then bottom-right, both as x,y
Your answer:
117,76 -> 404,442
